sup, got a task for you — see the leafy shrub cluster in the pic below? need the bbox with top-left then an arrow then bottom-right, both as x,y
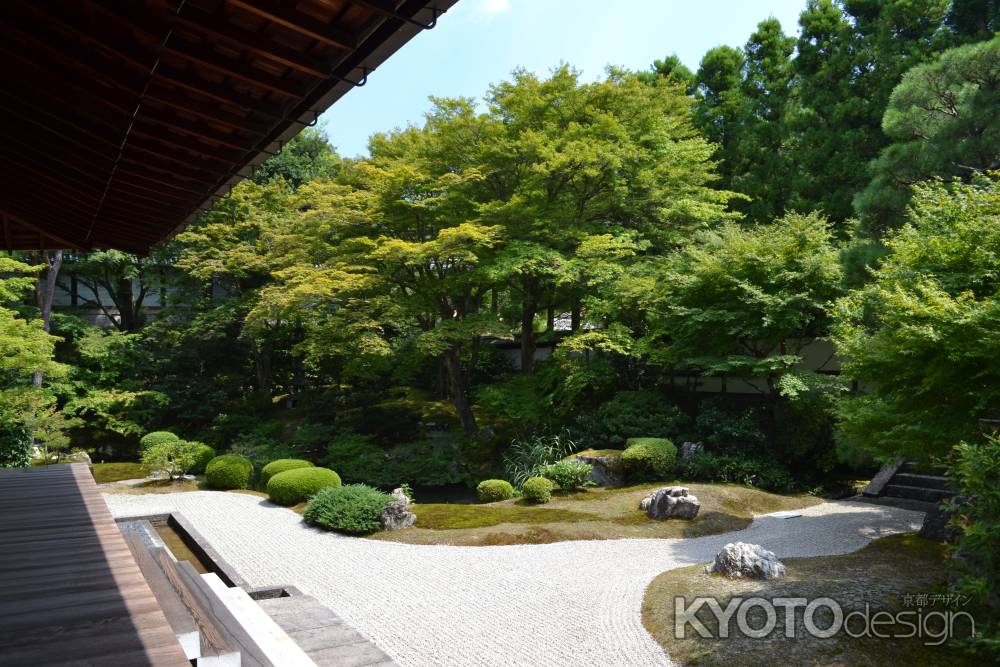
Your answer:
539,460 -> 592,492
190,442 -> 216,474
621,438 -> 677,481
477,479 -> 515,502
674,452 -> 794,492
948,437 -> 1000,658
267,466 -> 341,506
324,429 -> 478,487
205,453 -> 253,489
304,484 -> 392,534
142,438 -> 201,479
502,430 -> 578,488
261,458 -> 314,485
579,391 -> 688,448
691,400 -> 765,454
521,476 -> 554,503
0,424 -> 31,468
139,431 -> 179,449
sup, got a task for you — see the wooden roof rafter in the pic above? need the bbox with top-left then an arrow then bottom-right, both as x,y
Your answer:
0,0 -> 456,252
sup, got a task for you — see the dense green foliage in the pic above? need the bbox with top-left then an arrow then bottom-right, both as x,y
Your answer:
538,460 -> 593,492
304,484 -> 392,534
140,431 -> 179,450
948,436 -> 1000,657
674,452 -> 795,492
621,438 -> 678,481
834,178 -> 1000,460
189,443 -> 216,475
267,466 -> 341,506
261,458 -> 314,486
502,430 -> 578,488
477,479 -> 515,503
205,454 -> 254,490
521,476 -> 555,504
141,438 -> 200,479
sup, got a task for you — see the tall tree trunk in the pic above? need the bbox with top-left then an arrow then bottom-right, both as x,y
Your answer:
253,340 -> 273,395
571,297 -> 581,332
33,250 -> 63,387
546,304 -> 555,341
520,277 -> 540,374
443,347 -> 478,435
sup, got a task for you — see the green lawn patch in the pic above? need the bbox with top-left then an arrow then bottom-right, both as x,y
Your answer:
91,462 -> 147,484
368,482 -> 820,546
642,533 -> 975,667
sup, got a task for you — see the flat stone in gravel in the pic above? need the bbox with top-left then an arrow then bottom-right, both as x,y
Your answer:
104,492 -> 923,667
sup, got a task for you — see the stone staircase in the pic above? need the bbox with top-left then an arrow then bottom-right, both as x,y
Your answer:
863,460 -> 955,510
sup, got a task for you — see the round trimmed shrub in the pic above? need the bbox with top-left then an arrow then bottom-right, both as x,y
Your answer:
521,476 -> 554,504
539,460 -> 592,492
261,458 -> 314,486
304,484 -> 392,534
189,443 -> 216,475
140,431 -> 179,450
622,438 -> 678,481
267,467 -> 341,506
477,479 -> 514,503
205,453 -> 253,490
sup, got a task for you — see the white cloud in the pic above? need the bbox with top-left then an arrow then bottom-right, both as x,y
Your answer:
481,0 -> 511,15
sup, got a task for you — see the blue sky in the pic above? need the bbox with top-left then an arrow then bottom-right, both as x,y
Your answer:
319,0 -> 807,157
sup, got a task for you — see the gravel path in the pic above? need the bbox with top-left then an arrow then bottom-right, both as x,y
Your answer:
105,492 -> 923,667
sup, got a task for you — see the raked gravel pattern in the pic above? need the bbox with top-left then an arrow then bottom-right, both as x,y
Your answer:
104,492 -> 924,667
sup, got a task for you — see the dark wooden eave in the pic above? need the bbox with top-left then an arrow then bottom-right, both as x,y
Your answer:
0,0 -> 456,253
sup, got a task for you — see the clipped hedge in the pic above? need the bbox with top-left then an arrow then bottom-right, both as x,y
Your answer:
205,453 -> 253,490
190,443 -> 216,475
521,476 -> 554,504
539,460 -> 592,492
304,484 -> 392,534
267,467 -> 341,506
622,437 -> 678,481
261,458 -> 314,486
477,479 -> 515,503
140,431 -> 179,450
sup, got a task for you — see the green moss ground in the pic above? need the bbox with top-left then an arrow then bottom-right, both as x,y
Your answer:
642,533 -> 976,667
90,462 -> 147,484
368,483 -> 820,546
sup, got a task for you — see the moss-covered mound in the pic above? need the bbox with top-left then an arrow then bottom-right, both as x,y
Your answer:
261,458 -> 314,486
205,454 -> 253,490
267,466 -> 341,506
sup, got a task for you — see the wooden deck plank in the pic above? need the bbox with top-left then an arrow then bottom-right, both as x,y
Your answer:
0,463 -> 189,666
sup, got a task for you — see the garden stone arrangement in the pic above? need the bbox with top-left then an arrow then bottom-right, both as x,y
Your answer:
381,488 -> 417,531
105,492 -> 921,667
706,542 -> 787,580
640,486 -> 701,520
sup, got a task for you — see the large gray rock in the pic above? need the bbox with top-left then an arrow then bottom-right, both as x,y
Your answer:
680,442 -> 704,460
706,542 -> 786,579
65,450 -> 92,465
919,500 -> 960,542
639,486 -> 700,520
381,488 -> 416,531
575,454 -> 624,487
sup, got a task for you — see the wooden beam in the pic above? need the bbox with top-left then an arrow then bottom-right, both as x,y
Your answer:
226,0 -> 359,50
0,210 -> 86,251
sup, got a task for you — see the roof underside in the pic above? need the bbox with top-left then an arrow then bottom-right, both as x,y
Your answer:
0,0 -> 455,253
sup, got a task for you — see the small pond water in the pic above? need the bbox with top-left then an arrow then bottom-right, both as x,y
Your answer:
154,523 -> 209,574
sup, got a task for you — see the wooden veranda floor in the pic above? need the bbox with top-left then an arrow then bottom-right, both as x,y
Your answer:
0,463 -> 188,666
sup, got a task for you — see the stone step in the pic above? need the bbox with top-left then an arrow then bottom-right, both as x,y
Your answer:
200,574 -> 316,667
882,484 -> 953,503
891,472 -> 953,491
900,461 -> 948,476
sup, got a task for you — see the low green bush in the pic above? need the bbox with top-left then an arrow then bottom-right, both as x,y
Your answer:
261,458 -> 314,485
674,452 -> 794,492
622,438 -> 678,481
521,476 -> 554,503
142,439 -> 200,479
948,437 -> 1000,657
190,443 -> 216,475
539,460 -> 592,492
304,484 -> 392,534
477,479 -> 515,503
267,467 -> 341,506
205,453 -> 253,490
139,431 -> 179,450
